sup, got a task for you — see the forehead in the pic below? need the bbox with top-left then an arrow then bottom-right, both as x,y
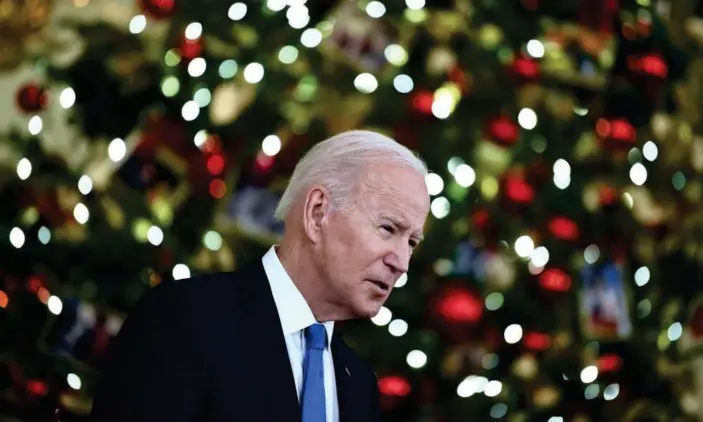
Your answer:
355,163 -> 430,221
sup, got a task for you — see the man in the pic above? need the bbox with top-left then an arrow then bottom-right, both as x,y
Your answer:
90,130 -> 430,422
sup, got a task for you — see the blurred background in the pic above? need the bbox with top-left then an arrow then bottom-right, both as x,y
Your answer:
2,0 -> 703,420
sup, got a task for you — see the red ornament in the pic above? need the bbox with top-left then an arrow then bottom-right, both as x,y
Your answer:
524,332 -> 551,351
596,353 -> 623,373
378,375 -> 411,397
628,53 -> 668,79
26,379 -> 48,397
16,83 -> 48,113
179,36 -> 204,62
486,115 -> 520,145
138,0 -> 175,20
538,268 -> 571,292
411,90 -> 434,115
206,154 -> 226,175
434,286 -> 483,324
598,185 -> 618,205
511,55 -> 540,82
503,171 -> 535,204
548,216 -> 580,241
595,117 -> 636,149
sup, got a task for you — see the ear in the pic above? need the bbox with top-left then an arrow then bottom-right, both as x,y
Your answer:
302,185 -> 331,243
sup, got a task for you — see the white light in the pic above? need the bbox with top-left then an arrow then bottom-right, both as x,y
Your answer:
78,175 -> 93,195
548,418 -> 564,422
262,135 -> 282,156
172,263 -> 191,280
425,173 -> 444,195
38,226 -> 51,244
16,158 -> 31,180
73,203 -> 89,224
530,246 -> 549,267
194,130 -> 208,148
395,273 -> 408,288
484,380 -> 502,397
228,2 -> 247,20
634,266 -> 650,286
431,97 -> 452,119
553,159 -> 571,176
518,108 -> 537,130
603,384 -> 620,401
504,324 -> 523,344
9,227 -> 25,248
107,138 -> 127,162
28,115 -> 43,135
630,163 -> 647,186
668,322 -> 683,341
266,0 -> 287,12
47,295 -> 63,315
457,375 -> 488,397
188,57 -> 207,77
366,1 -> 386,18
129,15 -> 147,34
288,12 -> 310,29
584,244 -> 600,264
642,141 -> 658,161
354,73 -> 378,94
147,225 -> 164,246
430,197 -> 450,219
371,306 -> 392,326
553,173 -> 571,189
514,235 -> 534,258
181,101 -> 200,121
184,22 -> 203,40
526,39 -> 545,58
243,62 -> 265,83
67,373 -> 81,390
388,319 -> 408,337
300,28 -> 323,48
405,0 -> 425,10
393,74 -> 414,93
278,46 -> 299,64
580,365 -> 598,383
454,164 -> 476,187
406,350 -> 427,368
59,88 -> 76,108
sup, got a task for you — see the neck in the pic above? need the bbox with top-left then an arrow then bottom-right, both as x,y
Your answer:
277,237 -> 350,322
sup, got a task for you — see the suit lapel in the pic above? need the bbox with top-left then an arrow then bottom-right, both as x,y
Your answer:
233,262 -> 301,422
332,334 -> 365,422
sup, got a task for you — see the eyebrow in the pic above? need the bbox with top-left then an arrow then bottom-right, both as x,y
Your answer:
382,215 -> 424,241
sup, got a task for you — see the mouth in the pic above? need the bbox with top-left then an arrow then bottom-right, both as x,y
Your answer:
367,279 -> 391,293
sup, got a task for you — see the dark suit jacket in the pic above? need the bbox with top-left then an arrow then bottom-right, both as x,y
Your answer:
90,260 -> 381,422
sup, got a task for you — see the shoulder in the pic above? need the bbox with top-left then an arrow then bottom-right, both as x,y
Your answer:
130,260 -> 266,319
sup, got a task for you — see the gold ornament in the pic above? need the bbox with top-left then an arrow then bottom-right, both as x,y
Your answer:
0,0 -> 53,71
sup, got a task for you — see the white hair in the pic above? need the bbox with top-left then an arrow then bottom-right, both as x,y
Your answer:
274,130 -> 427,221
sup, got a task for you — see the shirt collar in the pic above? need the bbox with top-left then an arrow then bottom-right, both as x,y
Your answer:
262,246 -> 334,348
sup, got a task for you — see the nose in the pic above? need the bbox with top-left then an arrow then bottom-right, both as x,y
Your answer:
383,241 -> 411,275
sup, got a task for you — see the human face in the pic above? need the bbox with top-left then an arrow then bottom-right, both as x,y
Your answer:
316,163 -> 430,319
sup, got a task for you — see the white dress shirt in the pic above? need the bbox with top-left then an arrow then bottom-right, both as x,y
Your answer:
262,246 -> 339,422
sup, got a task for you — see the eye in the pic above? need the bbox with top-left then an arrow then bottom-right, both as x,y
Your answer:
380,225 -> 395,234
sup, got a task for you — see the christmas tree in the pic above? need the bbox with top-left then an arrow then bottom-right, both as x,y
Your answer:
2,0 -> 703,420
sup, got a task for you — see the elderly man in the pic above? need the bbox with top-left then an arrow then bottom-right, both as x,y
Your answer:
90,130 -> 430,422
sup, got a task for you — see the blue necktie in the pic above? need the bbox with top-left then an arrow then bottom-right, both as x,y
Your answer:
301,323 -> 327,422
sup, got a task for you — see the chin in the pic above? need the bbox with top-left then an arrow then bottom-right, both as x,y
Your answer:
353,301 -> 384,319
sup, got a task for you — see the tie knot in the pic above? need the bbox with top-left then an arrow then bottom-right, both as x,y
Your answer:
305,324 -> 327,350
